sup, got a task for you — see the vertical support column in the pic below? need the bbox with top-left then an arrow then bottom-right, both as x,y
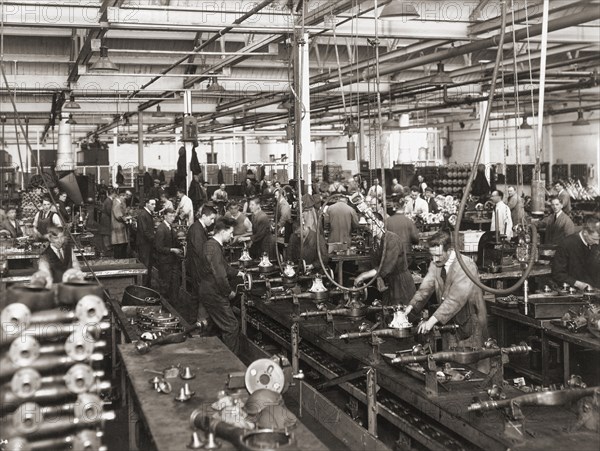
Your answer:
240,292 -> 247,336
137,111 -> 144,170
293,31 -> 311,192
366,367 -> 378,437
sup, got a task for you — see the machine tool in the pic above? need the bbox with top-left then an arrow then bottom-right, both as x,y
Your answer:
392,340 -> 531,397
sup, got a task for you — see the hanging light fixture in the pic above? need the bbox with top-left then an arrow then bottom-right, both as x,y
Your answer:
572,89 -> 589,126
63,94 -> 80,110
380,0 -> 420,19
344,117 -> 360,137
66,114 -> 77,125
429,62 -> 454,86
519,116 -> 532,130
382,114 -> 399,129
207,76 -> 225,92
90,42 -> 119,72
152,105 -> 165,117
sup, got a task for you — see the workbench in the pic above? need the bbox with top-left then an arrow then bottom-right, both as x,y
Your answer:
487,302 -> 600,385
0,258 -> 147,300
480,264 -> 552,288
329,253 -> 372,284
118,337 -> 329,451
242,296 -> 599,451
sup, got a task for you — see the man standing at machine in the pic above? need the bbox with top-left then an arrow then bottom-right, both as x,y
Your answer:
38,226 -> 82,283
354,213 -> 416,306
325,195 -> 358,246
536,196 -> 575,245
506,186 -> 524,225
404,231 -> 488,357
245,197 -> 275,259
404,186 -> 429,216
187,205 -> 217,322
489,190 -> 513,240
175,188 -> 194,226
198,217 -> 242,354
552,215 -> 600,290
136,198 -> 156,287
274,189 -> 292,243
554,180 -> 572,215
0,206 -> 23,238
154,208 -> 183,301
33,195 -> 62,238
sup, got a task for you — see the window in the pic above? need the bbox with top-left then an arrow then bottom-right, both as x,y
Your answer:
207,153 -> 217,164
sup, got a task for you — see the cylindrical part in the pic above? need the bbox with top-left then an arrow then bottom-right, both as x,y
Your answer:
0,353 -> 104,381
530,179 -> 546,215
1,322 -> 110,347
56,116 -> 74,171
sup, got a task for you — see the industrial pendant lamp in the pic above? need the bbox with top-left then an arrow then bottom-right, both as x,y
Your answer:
380,0 -> 420,19
344,117 -> 360,137
207,77 -> 225,92
382,114 -> 399,129
429,62 -> 454,86
66,114 -> 77,125
63,94 -> 80,110
519,116 -> 532,130
90,43 -> 119,72
152,105 -> 165,117
572,89 -> 589,126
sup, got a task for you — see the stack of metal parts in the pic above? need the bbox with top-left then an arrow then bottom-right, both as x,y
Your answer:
0,295 -> 115,451
130,307 -> 183,340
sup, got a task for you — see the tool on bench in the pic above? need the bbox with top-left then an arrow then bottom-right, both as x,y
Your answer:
134,323 -> 202,354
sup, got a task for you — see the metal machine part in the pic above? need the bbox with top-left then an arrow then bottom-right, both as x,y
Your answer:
245,358 -> 288,394
243,389 -> 284,416
134,323 -> 201,354
9,335 -> 41,367
65,363 -> 96,394
11,368 -> 42,398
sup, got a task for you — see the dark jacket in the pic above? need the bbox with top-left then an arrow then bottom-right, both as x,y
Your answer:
154,222 -> 178,265
188,180 -> 204,210
540,212 -> 576,246
426,197 -> 439,214
39,244 -> 74,284
99,197 -> 113,236
136,208 -> 155,247
201,238 -> 239,297
250,210 -> 275,259
186,221 -> 209,279
0,219 -> 23,238
552,232 -> 600,288
372,232 -> 415,306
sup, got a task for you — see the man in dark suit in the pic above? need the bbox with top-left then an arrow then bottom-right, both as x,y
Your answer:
552,215 -> 600,290
186,205 -> 217,322
386,200 -> 419,265
424,187 -> 439,214
198,217 -> 243,354
536,196 -> 575,246
0,206 -> 23,238
554,180 -> 572,215
136,198 -> 156,287
154,209 -> 182,300
38,226 -> 82,284
244,197 -> 275,259
405,231 -> 489,371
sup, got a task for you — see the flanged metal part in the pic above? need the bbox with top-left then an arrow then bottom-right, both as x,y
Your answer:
1,303 -> 31,332
245,359 -> 286,394
11,368 -> 42,399
175,386 -> 193,402
180,367 -> 196,380
74,393 -> 103,422
65,331 -> 95,361
13,402 -> 43,435
187,431 -> 204,449
157,380 -> 172,394
72,429 -> 102,451
65,363 -> 95,393
9,335 -> 40,366
75,295 -> 108,323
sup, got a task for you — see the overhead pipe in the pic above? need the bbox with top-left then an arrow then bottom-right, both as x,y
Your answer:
311,6 -> 600,96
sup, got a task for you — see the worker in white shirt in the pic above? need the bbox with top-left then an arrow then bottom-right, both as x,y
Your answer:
175,188 -> 194,226
404,186 -> 429,216
490,190 -> 513,240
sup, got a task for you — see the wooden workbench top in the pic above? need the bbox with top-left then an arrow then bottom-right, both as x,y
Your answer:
118,337 -> 328,451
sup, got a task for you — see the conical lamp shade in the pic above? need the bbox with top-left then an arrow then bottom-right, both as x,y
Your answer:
90,46 -> 119,72
519,117 -> 532,129
572,109 -> 589,126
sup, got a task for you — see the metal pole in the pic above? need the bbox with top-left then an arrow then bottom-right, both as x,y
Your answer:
366,367 -> 378,437
137,111 -> 144,169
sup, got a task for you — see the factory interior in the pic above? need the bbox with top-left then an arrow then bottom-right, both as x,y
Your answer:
1,0 -> 600,450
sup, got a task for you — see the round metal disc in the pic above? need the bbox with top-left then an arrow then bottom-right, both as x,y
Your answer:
1,303 -> 31,333
65,363 -> 95,393
65,332 -> 95,361
13,402 -> 42,434
9,335 -> 40,367
75,295 -> 107,323
11,368 -> 42,399
245,359 -> 286,394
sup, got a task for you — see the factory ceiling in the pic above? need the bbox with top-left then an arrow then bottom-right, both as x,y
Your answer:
0,0 -> 599,146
